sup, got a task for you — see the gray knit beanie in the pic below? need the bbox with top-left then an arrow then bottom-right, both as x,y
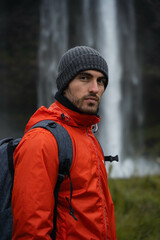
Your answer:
56,46 -> 108,93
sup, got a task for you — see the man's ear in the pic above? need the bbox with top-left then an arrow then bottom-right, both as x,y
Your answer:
63,85 -> 70,96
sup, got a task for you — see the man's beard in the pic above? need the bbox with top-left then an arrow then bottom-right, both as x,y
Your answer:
71,94 -> 100,114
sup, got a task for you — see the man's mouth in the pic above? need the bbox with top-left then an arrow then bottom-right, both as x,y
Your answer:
84,96 -> 99,104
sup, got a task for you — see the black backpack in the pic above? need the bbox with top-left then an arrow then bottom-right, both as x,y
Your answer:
0,120 -> 73,240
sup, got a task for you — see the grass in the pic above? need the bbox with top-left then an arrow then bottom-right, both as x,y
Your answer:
108,175 -> 160,240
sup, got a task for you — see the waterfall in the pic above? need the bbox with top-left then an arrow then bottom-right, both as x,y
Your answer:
98,0 -> 122,157
38,0 -> 68,107
97,0 -> 124,177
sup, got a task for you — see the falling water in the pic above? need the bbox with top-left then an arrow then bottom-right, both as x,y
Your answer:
98,0 -> 122,157
97,0 -> 124,177
38,0 -> 68,107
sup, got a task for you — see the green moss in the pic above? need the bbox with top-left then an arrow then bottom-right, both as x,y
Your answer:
108,176 -> 160,240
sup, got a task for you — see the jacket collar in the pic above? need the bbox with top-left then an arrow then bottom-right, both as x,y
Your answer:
49,92 -> 100,128
49,101 -> 100,127
25,93 -> 101,133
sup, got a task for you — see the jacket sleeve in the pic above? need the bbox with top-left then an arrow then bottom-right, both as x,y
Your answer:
11,128 -> 59,240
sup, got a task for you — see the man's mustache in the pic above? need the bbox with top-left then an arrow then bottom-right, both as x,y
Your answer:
83,94 -> 99,102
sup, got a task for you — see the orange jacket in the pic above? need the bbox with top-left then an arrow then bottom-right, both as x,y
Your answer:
12,101 -> 117,240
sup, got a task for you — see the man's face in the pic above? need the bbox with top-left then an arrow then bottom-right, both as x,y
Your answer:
63,70 -> 107,114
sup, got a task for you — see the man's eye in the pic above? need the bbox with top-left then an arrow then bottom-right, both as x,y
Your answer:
98,78 -> 106,85
80,75 -> 88,80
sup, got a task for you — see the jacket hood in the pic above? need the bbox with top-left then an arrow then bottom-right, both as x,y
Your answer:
24,101 -> 100,133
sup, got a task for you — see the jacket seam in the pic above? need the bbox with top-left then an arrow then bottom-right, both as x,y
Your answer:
86,129 -> 107,239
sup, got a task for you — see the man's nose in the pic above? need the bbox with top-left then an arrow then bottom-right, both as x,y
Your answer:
89,80 -> 99,93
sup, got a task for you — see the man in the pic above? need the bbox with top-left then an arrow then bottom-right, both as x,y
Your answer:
12,46 -> 117,239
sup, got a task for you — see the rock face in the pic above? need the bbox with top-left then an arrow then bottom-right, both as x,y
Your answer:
134,0 -> 160,158
0,0 -> 39,137
0,0 -> 159,159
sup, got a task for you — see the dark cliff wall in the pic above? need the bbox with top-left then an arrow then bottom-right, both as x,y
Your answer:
0,0 -> 40,136
134,0 -> 160,158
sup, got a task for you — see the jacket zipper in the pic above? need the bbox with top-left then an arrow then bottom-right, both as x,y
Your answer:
86,128 -> 107,239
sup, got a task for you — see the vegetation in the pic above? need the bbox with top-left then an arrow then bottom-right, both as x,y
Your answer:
108,175 -> 160,240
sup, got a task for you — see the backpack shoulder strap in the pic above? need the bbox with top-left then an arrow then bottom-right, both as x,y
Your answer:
30,120 -> 73,240
30,120 -> 73,172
